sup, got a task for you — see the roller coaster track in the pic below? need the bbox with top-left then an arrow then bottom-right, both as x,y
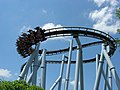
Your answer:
43,27 -> 116,56
17,26 -> 117,64
18,27 -> 120,90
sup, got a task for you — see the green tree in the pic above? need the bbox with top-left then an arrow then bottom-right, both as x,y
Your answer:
116,8 -> 120,47
116,8 -> 120,19
0,80 -> 44,90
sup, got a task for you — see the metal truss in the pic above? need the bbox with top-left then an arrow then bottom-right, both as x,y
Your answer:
17,27 -> 120,90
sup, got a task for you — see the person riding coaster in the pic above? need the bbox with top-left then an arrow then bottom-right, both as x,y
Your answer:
16,27 -> 46,58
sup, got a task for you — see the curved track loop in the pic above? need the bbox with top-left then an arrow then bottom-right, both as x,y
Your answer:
17,27 -> 116,63
44,27 -> 116,56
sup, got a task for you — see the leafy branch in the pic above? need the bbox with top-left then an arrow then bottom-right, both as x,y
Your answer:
0,80 -> 44,90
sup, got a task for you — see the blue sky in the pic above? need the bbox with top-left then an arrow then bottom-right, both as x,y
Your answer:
0,0 -> 120,90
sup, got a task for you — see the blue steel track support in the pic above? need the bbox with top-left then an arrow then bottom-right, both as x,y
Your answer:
32,43 -> 40,85
74,37 -> 84,90
102,68 -> 111,90
104,45 -> 110,90
58,55 -> 65,90
94,44 -> 105,90
64,40 -> 73,90
18,44 -> 39,81
104,64 -> 108,90
96,54 -> 99,79
109,69 -> 112,89
50,55 -> 65,90
40,49 -> 47,89
103,49 -> 120,89
27,56 -> 42,84
17,26 -> 120,90
50,76 -> 61,90
74,46 -> 80,90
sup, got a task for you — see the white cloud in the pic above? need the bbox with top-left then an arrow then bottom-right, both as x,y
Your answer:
89,7 -> 109,21
42,23 -> 63,30
0,69 -> 12,78
89,0 -> 120,34
42,23 -> 70,41
20,23 -> 63,33
93,20 -> 120,34
93,0 -> 106,7
93,0 -> 118,7
109,0 -> 118,7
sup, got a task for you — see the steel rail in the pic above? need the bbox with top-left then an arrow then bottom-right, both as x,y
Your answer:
46,57 -> 100,64
44,27 -> 116,56
39,41 -> 103,56
17,26 -> 116,63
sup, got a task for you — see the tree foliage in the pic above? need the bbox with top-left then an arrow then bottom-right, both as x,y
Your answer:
0,80 -> 44,90
116,8 -> 120,19
115,8 -> 120,47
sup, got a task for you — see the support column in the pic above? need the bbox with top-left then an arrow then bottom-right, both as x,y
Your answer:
40,49 -> 47,89
18,44 -> 39,80
104,45 -> 110,90
74,46 -> 80,90
94,44 -> 105,90
96,54 -> 99,77
32,43 -> 40,85
50,76 -> 61,90
64,40 -> 73,90
109,69 -> 112,90
104,64 -> 108,90
74,37 -> 84,90
27,56 -> 42,84
27,72 -> 33,84
102,68 -> 111,90
103,49 -> 120,89
58,55 -> 65,90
